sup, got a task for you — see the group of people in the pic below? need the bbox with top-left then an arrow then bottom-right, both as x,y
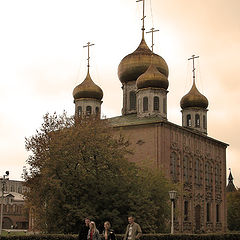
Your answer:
79,216 -> 142,240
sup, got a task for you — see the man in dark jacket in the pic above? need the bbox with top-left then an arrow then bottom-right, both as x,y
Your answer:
123,216 -> 142,240
78,217 -> 91,240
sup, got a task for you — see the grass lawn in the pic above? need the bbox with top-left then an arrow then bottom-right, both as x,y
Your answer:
1,230 -> 27,236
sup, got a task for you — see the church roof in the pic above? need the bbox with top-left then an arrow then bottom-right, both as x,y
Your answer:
5,192 -> 25,201
109,114 -> 165,127
108,114 -> 228,147
226,171 -> 237,192
226,182 -> 237,192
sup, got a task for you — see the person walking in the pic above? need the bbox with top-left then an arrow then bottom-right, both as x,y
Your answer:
101,221 -> 116,240
88,221 -> 101,240
78,217 -> 91,240
123,216 -> 142,240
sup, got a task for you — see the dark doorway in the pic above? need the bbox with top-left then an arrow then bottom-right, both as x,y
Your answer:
3,217 -> 13,229
195,205 -> 201,232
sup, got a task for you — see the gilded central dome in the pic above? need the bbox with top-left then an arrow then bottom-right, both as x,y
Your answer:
180,81 -> 208,109
136,62 -> 169,90
118,38 -> 169,83
73,70 -> 103,101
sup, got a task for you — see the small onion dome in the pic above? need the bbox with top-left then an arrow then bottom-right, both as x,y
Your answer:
180,81 -> 208,109
136,62 -> 169,90
118,38 -> 169,83
73,70 -> 103,101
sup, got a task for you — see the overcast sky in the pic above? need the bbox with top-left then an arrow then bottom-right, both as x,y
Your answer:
0,0 -> 239,187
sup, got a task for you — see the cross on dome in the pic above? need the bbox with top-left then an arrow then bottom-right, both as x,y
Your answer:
136,0 -> 146,39
83,42 -> 95,69
146,27 -> 159,53
188,54 -> 199,83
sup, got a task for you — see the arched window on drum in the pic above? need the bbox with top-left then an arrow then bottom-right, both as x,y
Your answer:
130,91 -> 136,110
187,114 -> 191,127
153,96 -> 159,111
86,106 -> 92,115
143,97 -> 148,112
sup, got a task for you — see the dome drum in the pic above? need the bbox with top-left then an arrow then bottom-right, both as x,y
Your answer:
136,87 -> 168,119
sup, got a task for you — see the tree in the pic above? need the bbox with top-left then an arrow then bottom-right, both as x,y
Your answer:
24,112 -> 172,233
227,189 -> 240,231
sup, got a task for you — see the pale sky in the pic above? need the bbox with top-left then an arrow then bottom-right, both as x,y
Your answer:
0,0 -> 239,187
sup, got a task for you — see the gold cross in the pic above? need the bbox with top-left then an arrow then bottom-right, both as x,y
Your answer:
146,27 -> 159,52
83,42 -> 95,68
188,55 -> 199,82
136,0 -> 146,39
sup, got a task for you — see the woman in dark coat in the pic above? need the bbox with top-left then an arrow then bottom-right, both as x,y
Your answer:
102,221 -> 116,240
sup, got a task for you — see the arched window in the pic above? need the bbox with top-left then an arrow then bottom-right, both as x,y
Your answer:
195,158 -> 200,184
215,164 -> 220,185
216,204 -> 220,222
205,162 -> 212,186
130,91 -> 136,110
95,107 -> 99,114
184,201 -> 189,221
195,114 -> 200,127
207,202 -> 211,222
206,162 -> 209,185
183,155 -> 189,182
187,114 -> 191,127
86,106 -> 92,115
143,97 -> 148,112
19,206 -> 22,214
18,186 -> 22,194
78,106 -> 82,116
170,152 -> 178,181
153,96 -> 159,111
163,98 -> 167,114
203,115 -> 206,129
10,185 -> 14,192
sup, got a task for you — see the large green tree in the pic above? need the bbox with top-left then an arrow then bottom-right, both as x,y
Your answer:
24,112 -> 172,234
227,189 -> 240,231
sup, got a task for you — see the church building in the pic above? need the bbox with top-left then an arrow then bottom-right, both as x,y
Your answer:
72,2 -> 228,234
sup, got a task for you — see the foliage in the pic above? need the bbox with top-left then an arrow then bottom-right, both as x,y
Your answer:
24,113 -> 172,234
227,189 -> 240,231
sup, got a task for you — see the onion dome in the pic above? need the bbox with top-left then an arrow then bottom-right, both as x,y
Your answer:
136,62 -> 169,90
73,70 -> 103,101
180,81 -> 208,109
118,38 -> 169,83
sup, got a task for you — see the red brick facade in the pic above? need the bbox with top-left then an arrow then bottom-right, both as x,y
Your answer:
112,119 -> 227,233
